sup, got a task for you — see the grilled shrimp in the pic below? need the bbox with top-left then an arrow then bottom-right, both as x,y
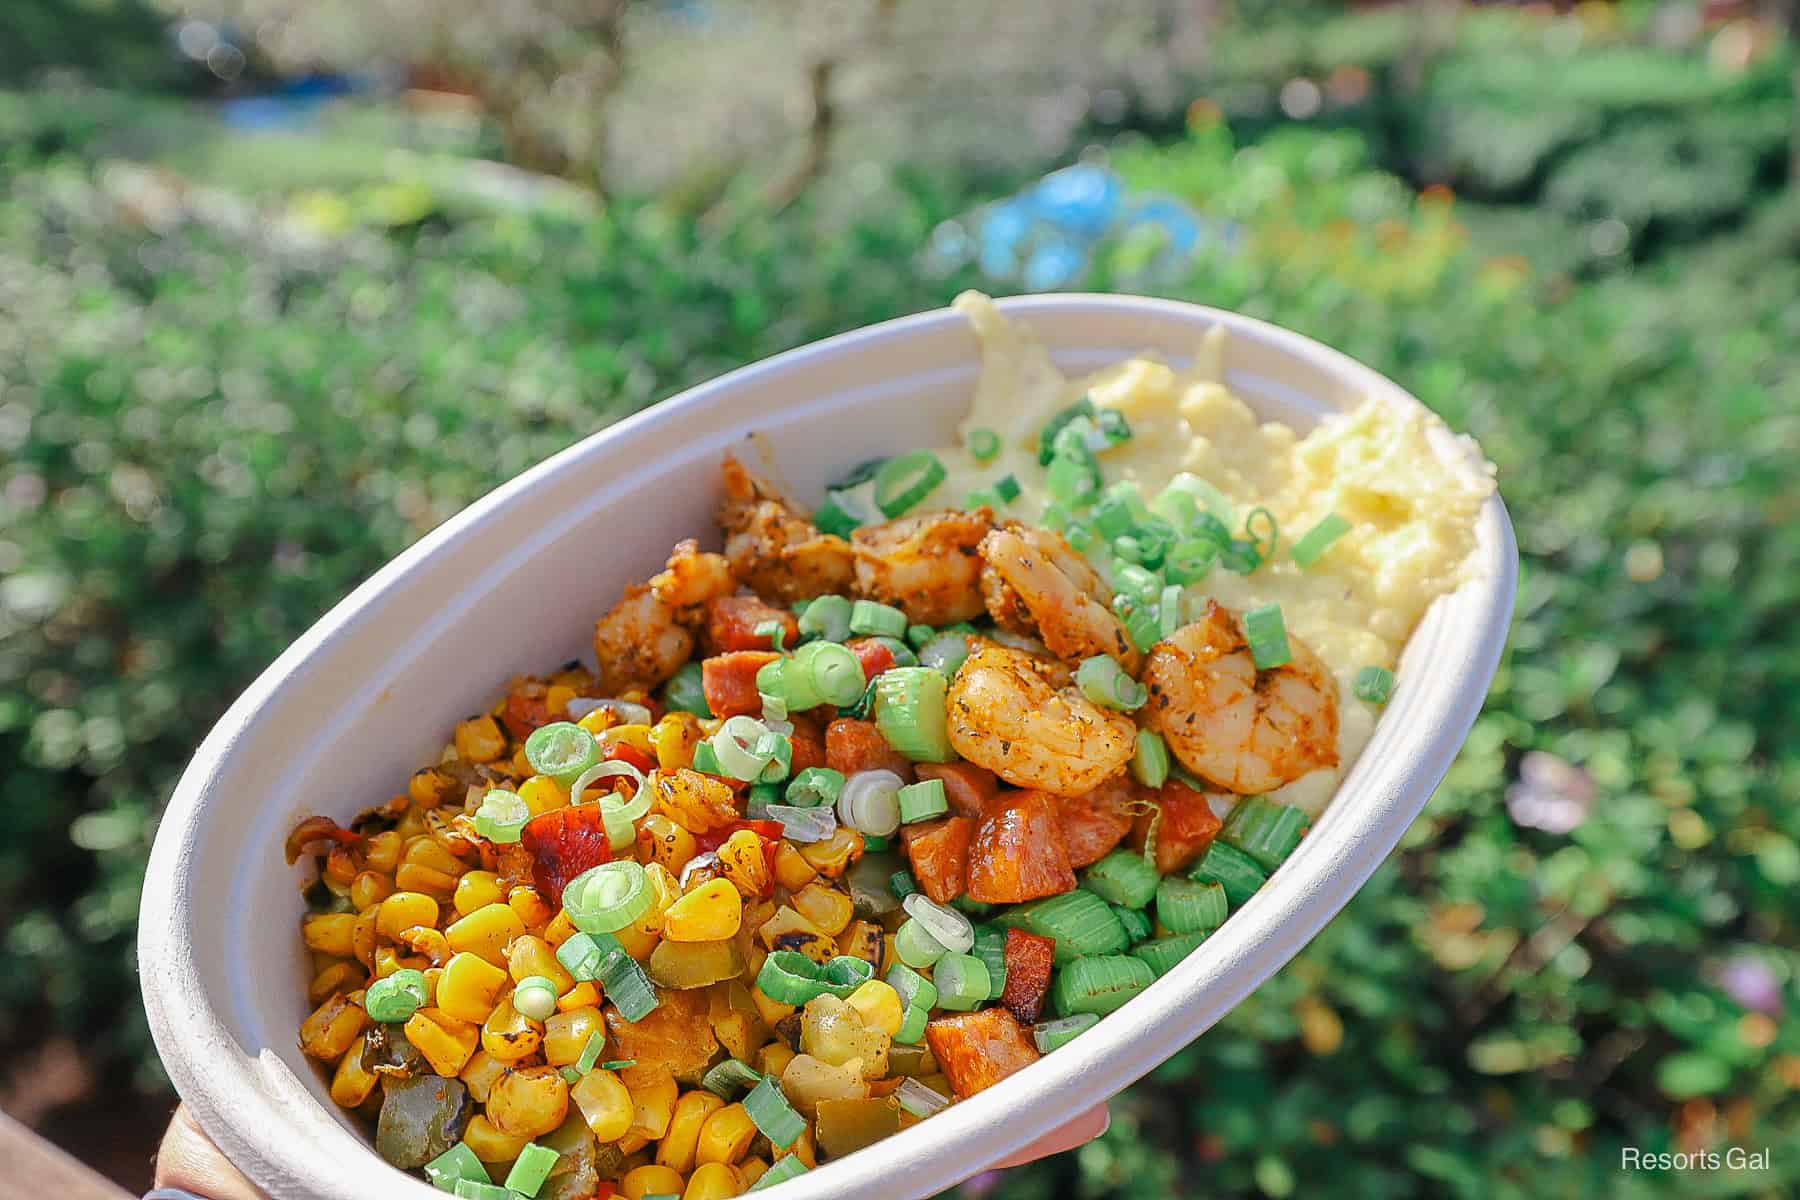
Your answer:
650,538 -> 735,620
946,639 -> 1135,796
852,507 -> 994,625
593,582 -> 692,694
1142,601 -> 1339,795
979,522 -> 1140,671
718,454 -> 856,603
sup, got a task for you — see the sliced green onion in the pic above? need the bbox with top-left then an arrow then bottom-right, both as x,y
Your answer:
755,950 -> 827,1005
965,487 -> 1001,510
598,1059 -> 636,1071
829,457 -> 889,491
874,450 -> 947,517
1220,538 -> 1262,574
897,778 -> 948,824
752,619 -> 788,652
1149,485 -> 1197,530
1037,396 -> 1096,465
820,955 -> 876,998
1096,408 -> 1132,447
1164,473 -> 1235,526
889,870 -> 918,900
423,1143 -> 489,1192
1354,665 -> 1395,704
503,1143 -> 561,1197
1158,584 -> 1184,638
902,892 -> 975,953
932,953 -> 991,1011
746,782 -> 781,820
1065,520 -> 1096,551
744,1074 -> 807,1150
711,715 -> 774,781
906,623 -> 937,649
1133,517 -> 1174,567
1220,797 -> 1308,870
1110,904 -> 1153,944
553,931 -> 621,982
952,895 -> 995,917
1039,500 -> 1071,531
843,676 -> 878,720
1110,563 -> 1158,606
1163,538 -> 1219,584
747,1153 -> 809,1192
969,925 -> 1008,999
1188,841 -> 1268,906
473,789 -> 530,844
997,890 -> 1127,963
837,769 -> 904,837
870,634 -> 918,667
364,968 -> 429,1023
848,599 -> 908,639
756,658 -> 815,715
1045,452 -> 1100,509
454,1177 -> 510,1200
862,833 -> 890,852
702,1058 -> 764,1099
1112,594 -> 1160,654
1290,512 -> 1350,567
1051,954 -> 1154,1016
1082,850 -> 1159,909
967,428 -> 1002,462
563,861 -> 652,935
1132,930 -> 1210,976
813,491 -> 863,539
1112,534 -> 1145,565
993,473 -> 1022,503
917,631 -> 971,677
1031,1012 -> 1100,1053
798,594 -> 853,643
1156,877 -> 1228,935
1243,603 -> 1291,670
785,766 -> 845,809
511,975 -> 559,1021
766,803 -> 837,844
575,1028 -> 607,1074
873,667 -> 954,762
596,948 -> 658,1022
894,917 -> 948,969
1189,510 -> 1233,547
888,1002 -> 927,1046
1131,730 -> 1170,789
885,963 -> 939,1011
1245,506 -> 1279,560
690,741 -> 724,777
754,729 -> 792,784
524,722 -> 601,786
1076,655 -> 1147,711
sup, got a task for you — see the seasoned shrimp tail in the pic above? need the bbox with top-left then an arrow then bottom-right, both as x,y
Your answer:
718,454 -> 856,603
593,581 -> 692,694
946,639 -> 1135,796
852,507 -> 994,625
979,522 -> 1140,671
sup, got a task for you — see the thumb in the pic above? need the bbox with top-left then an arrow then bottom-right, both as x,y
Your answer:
151,1104 -> 268,1200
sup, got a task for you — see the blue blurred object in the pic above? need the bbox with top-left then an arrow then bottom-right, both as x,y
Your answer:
1028,164 -> 1121,237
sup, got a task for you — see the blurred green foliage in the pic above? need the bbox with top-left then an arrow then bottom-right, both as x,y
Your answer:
3,5 -> 1800,1197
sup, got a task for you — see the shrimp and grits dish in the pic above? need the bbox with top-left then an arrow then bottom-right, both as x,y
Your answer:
286,293 -> 1494,1199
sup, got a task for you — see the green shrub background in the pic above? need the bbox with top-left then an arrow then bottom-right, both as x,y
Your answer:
2,6 -> 1798,1196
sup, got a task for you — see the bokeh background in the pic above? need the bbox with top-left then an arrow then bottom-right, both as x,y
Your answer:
4,0 -> 1799,1195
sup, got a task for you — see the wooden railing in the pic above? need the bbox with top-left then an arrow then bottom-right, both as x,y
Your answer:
0,1113 -> 131,1200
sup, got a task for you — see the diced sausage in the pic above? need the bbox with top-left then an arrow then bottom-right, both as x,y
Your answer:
825,718 -> 913,778
999,928 -> 1056,1024
788,711 -> 829,774
1056,774 -> 1136,868
1129,779 -> 1224,875
925,1008 -> 1041,1099
966,790 -> 1075,903
701,651 -> 781,719
914,761 -> 999,819
705,595 -> 799,654
899,816 -> 974,904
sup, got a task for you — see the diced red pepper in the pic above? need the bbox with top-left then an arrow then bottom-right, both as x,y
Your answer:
966,790 -> 1076,903
826,718 -> 913,778
1129,779 -> 1224,875
518,804 -> 611,906
999,928 -> 1056,1024
899,816 -> 974,903
1056,774 -> 1136,868
925,1007 -> 1041,1099
846,637 -> 896,681
500,681 -> 552,740
914,761 -> 999,819
604,741 -> 655,774
702,650 -> 781,719
595,1185 -> 619,1200
696,818 -> 783,883
705,594 -> 799,654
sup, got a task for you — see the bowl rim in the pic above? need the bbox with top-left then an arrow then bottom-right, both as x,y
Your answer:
140,291 -> 1516,1200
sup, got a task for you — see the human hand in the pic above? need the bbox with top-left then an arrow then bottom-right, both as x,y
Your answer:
989,1103 -> 1109,1169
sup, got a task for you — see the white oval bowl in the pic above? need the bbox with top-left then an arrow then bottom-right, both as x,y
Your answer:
141,294 -> 1515,1200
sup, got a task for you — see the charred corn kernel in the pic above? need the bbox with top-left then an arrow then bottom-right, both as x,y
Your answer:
349,871 -> 395,912
657,1091 -> 725,1174
758,1041 -> 795,1078
543,1006 -> 604,1067
576,707 -> 618,737
629,1074 -> 679,1140
362,829 -> 404,874
712,1009 -> 767,1063
460,1050 -> 510,1104
373,945 -> 426,980
323,844 -> 360,887
570,1068 -> 634,1142
438,951 -> 509,1024
838,919 -> 884,970
351,908 -> 378,967
791,883 -> 854,936
683,1161 -> 740,1200
509,886 -> 555,930
454,870 -> 505,917
329,1035 -> 379,1108
396,836 -> 463,896
605,723 -> 655,757
558,981 -> 600,1012
757,907 -> 834,964
405,833 -> 465,875
797,827 -> 862,877
507,934 -> 575,992
737,1157 -> 770,1188
695,1102 -> 757,1167
663,878 -> 742,942
462,1113 -> 529,1166
299,992 -> 367,1061
404,1008 -> 479,1076
715,830 -> 771,898
544,684 -> 577,716
749,986 -> 795,1029
651,713 -> 701,771
481,994 -> 543,1062
397,925 -> 451,966
393,805 -> 430,839
455,715 -> 507,763
376,892 -> 440,941
621,1165 -> 686,1200
613,922 -> 660,960
519,775 -> 569,817
845,980 -> 904,1037
545,910 -> 578,947
303,913 -> 360,958
487,1065 -> 570,1139
447,902 -> 527,967
638,813 -> 699,874
309,960 -> 367,1007
409,768 -> 456,809
773,842 -> 818,891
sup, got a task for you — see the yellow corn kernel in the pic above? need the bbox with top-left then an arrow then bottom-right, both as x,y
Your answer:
638,813 -> 699,874
455,715 -> 507,763
558,981 -> 600,1012
629,1074 -> 680,1140
447,902 -> 527,967
570,1068 -> 634,1142
463,1113 -> 529,1166
712,1010 -> 769,1064
349,871 -> 395,913
613,921 -> 661,961
509,886 -> 555,930
663,879 -> 742,942
481,994 -> 543,1062
737,1157 -> 769,1188
407,832 -> 466,874
397,926 -> 451,966
519,775 -> 569,817
621,1164 -> 686,1200
454,870 -> 506,917
614,1130 -> 652,1156
790,882 -> 854,936
395,862 -> 460,896
756,907 -> 834,964
714,830 -> 771,898
791,1127 -> 817,1169
374,892 -> 438,941
772,842 -> 818,891
511,744 -> 535,777
308,959 -> 367,1007
651,713 -> 702,771
299,992 -> 367,1061
544,684 -> 577,717
408,767 -> 456,809
576,707 -> 619,737
797,827 -> 862,877
373,945 -> 430,980
837,919 -> 884,970
328,1034 -> 378,1107
351,908 -> 378,967
749,988 -> 795,1029
487,1065 -> 570,1140
695,1102 -> 757,1166
460,1050 -> 510,1104
657,1091 -> 725,1174
758,1041 -> 796,1078
438,951 -> 509,1024
543,1005 -> 604,1067
395,835 -> 464,895
302,912 -> 360,958
604,723 -> 655,757
545,909 -> 578,947
323,844 -> 359,887
845,980 -> 904,1037
404,1007 -> 480,1076
507,934 -> 575,992
682,1161 -> 740,1200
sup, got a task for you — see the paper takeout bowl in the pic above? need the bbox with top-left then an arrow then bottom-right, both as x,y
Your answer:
140,294 -> 1516,1199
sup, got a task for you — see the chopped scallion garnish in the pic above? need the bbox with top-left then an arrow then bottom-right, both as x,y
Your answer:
797,594 -> 853,643
1037,396 -> 1096,465
1076,655 -> 1147,711
1243,603 -> 1291,669
745,1074 -> 808,1149
967,427 -> 1001,462
1130,729 -> 1170,789
873,450 -> 947,517
1354,665 -> 1395,704
848,599 -> 908,639
473,789 -> 530,844
752,619 -> 787,652
1290,512 -> 1351,567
